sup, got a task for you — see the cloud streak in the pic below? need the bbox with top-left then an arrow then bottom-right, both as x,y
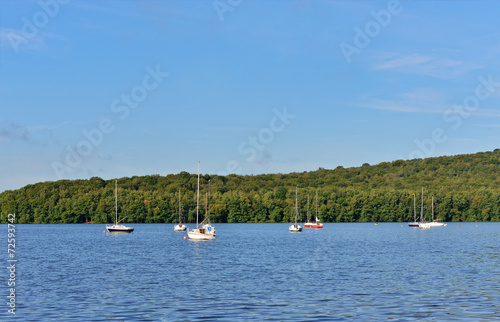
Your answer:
0,122 -> 29,142
356,99 -> 500,118
0,28 -> 67,53
374,53 -> 432,70
373,53 -> 483,79
0,121 -> 66,146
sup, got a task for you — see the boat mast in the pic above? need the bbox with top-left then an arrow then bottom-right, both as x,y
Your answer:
295,187 -> 298,225
432,196 -> 434,221
196,162 -> 200,228
208,180 -> 211,225
178,189 -> 181,223
316,190 -> 319,220
115,179 -> 118,225
420,187 -> 424,222
307,192 -> 310,222
413,194 -> 416,222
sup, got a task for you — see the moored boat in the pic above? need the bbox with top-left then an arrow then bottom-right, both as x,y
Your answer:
187,162 -> 216,240
408,193 -> 419,228
304,193 -> 313,228
187,223 -> 216,240
174,189 -> 186,231
174,224 -> 187,231
106,224 -> 134,233
304,190 -> 323,228
428,221 -> 446,227
174,223 -> 187,231
419,222 -> 431,229
417,187 -> 429,229
428,197 -> 447,227
289,187 -> 302,232
304,221 -> 324,229
106,180 -> 134,233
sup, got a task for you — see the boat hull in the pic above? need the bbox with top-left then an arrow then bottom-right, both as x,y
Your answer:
304,223 -> 323,229
187,232 -> 215,240
187,225 -> 216,240
289,224 -> 302,232
419,223 -> 431,229
106,225 -> 134,233
428,222 -> 446,227
174,224 -> 187,231
408,222 -> 419,228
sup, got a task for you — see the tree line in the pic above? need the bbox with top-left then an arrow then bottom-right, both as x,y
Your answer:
2,149 -> 500,224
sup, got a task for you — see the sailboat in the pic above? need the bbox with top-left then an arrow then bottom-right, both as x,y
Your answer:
408,193 -> 419,228
418,187 -> 430,229
187,162 -> 216,240
304,193 -> 313,228
428,197 -> 447,227
106,180 -> 134,233
289,187 -> 302,232
304,190 -> 323,228
174,189 -> 186,231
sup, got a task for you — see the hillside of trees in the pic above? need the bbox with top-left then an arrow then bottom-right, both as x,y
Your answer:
2,149 -> 500,224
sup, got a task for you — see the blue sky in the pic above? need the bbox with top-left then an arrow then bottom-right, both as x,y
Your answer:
1,0 -> 500,192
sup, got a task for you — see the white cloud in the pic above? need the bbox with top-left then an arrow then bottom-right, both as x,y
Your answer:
374,53 -> 432,71
0,28 -> 45,52
0,28 -> 67,53
358,100 -> 452,115
355,85 -> 500,118
473,124 -> 500,128
356,87 -> 448,114
373,53 -> 483,79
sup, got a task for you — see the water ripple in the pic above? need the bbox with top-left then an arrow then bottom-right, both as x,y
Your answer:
3,223 -> 500,321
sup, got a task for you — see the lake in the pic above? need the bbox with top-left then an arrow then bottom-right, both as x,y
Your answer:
3,222 -> 500,321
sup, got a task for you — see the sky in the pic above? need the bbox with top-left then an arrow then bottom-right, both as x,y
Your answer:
1,0 -> 500,192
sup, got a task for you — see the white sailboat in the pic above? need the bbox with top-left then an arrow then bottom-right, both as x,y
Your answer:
408,193 -> 419,228
106,180 -> 134,233
428,197 -> 447,227
419,187 -> 430,229
304,192 -> 313,228
313,190 -> 323,228
187,162 -> 216,240
174,189 -> 186,231
289,187 -> 302,232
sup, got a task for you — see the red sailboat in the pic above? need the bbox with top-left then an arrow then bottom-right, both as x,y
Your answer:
304,190 -> 323,229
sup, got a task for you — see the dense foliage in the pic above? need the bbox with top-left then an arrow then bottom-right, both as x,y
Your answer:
2,149 -> 500,224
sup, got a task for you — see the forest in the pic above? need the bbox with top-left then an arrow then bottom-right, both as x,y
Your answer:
2,149 -> 500,224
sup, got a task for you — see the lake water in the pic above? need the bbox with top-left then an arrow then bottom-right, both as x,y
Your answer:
3,222 -> 500,321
